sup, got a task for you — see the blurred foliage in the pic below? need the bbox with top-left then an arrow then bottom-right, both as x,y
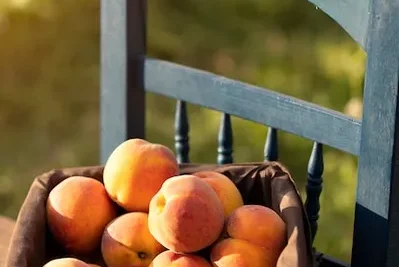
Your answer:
0,0 -> 365,262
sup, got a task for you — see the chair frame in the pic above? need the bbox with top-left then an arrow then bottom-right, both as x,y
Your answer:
100,1 -> 399,266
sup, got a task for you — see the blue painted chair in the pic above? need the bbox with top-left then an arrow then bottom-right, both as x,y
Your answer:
100,1 -> 399,266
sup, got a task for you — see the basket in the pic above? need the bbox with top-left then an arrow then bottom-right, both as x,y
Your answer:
4,162 -> 315,267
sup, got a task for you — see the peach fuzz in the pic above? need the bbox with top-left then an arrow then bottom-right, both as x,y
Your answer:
211,238 -> 276,267
46,176 -> 117,255
148,175 -> 225,253
43,258 -> 89,267
226,204 -> 286,254
149,250 -> 212,267
101,212 -> 166,267
192,171 -> 244,217
103,138 -> 179,212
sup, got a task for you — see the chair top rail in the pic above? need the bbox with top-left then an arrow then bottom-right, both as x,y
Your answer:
144,57 -> 361,155
308,0 -> 369,51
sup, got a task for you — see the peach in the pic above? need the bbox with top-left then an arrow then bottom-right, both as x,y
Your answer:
148,175 -> 224,253
43,258 -> 89,267
192,171 -> 244,217
149,250 -> 212,267
103,138 -> 179,212
211,238 -> 276,267
46,176 -> 117,255
226,205 -> 286,254
101,212 -> 166,267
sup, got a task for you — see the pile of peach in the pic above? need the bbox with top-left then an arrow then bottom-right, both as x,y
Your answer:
44,138 -> 287,267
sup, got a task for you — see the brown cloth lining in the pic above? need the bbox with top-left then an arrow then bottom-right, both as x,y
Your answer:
4,162 -> 315,267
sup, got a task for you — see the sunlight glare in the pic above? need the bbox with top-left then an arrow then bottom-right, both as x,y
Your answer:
11,0 -> 31,9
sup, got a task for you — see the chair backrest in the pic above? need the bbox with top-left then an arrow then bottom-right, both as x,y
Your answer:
100,1 -> 399,266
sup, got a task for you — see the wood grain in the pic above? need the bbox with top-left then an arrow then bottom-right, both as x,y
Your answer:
100,0 -> 146,164
144,58 -> 361,156
307,0 -> 369,51
352,1 -> 399,266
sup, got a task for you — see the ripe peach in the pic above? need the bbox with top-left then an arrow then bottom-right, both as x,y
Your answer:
226,205 -> 286,254
148,175 -> 224,253
43,258 -> 89,267
210,238 -> 276,267
103,138 -> 179,212
46,176 -> 117,255
192,171 -> 244,218
101,212 -> 166,267
149,250 -> 212,267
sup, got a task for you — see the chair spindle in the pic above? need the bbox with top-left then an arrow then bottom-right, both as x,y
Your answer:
305,142 -> 324,242
264,127 -> 278,161
217,113 -> 233,164
174,100 -> 190,163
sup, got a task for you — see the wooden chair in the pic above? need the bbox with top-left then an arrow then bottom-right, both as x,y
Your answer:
100,1 -> 399,266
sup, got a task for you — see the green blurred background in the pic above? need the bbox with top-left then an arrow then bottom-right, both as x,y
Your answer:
0,0 -> 365,263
